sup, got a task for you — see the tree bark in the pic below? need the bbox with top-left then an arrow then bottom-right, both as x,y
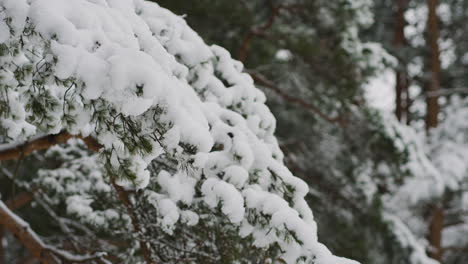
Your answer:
0,201 -> 58,264
425,0 -> 441,129
428,205 -> 444,261
5,192 -> 35,211
394,0 -> 409,123
425,0 -> 444,261
0,200 -> 107,263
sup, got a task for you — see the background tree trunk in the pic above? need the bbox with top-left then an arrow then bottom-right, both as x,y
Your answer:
426,0 -> 443,262
394,0 -> 409,123
428,206 -> 444,261
426,0 -> 441,129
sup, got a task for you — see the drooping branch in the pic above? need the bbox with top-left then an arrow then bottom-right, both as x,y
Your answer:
0,131 -> 101,161
0,200 -> 107,264
248,71 -> 344,124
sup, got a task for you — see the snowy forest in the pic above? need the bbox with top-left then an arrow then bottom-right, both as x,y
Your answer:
0,0 -> 466,263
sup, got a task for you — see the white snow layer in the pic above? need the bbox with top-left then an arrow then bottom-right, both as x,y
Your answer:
0,0 -> 359,263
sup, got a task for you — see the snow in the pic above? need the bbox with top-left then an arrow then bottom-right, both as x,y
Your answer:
0,0 -> 360,262
380,96 -> 468,264
66,195 -> 93,217
0,199 -> 105,262
202,178 -> 245,223
275,49 -> 292,61
156,170 -> 196,204
384,213 -> 439,264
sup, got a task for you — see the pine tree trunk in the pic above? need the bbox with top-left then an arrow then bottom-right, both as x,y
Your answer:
426,0 -> 441,129
394,0 -> 409,123
426,0 -> 444,261
428,206 -> 444,261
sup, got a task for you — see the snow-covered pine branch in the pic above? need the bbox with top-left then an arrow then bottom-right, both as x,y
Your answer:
0,0 -> 357,263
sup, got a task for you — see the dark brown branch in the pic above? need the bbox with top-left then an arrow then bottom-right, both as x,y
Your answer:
1,168 -> 114,262
0,131 -> 101,161
0,201 -> 56,263
238,4 -> 303,62
5,190 -> 36,210
238,6 -> 280,62
248,71 -> 344,124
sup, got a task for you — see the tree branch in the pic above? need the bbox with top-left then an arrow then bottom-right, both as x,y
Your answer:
238,3 -> 303,62
248,71 -> 344,124
1,167 -> 115,262
5,190 -> 36,210
0,131 -> 101,161
0,200 -> 107,263
110,179 -> 157,264
442,246 -> 468,253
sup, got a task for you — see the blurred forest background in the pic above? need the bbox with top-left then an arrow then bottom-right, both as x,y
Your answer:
154,0 -> 467,263
0,0 -> 466,263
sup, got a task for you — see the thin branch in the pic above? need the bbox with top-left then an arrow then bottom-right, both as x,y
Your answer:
110,179 -> 157,264
443,220 -> 466,228
238,3 -> 303,61
0,131 -> 101,161
0,200 -> 107,263
248,71 -> 344,124
46,245 -> 107,263
1,167 -> 113,261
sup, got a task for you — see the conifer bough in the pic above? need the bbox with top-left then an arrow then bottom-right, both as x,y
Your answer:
0,0 -> 358,263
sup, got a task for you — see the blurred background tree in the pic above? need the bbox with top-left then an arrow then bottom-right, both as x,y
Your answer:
156,0 -> 467,263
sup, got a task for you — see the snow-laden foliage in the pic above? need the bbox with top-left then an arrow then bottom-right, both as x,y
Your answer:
380,96 -> 468,264
382,213 -> 438,264
0,0 -> 357,263
387,96 -> 468,205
